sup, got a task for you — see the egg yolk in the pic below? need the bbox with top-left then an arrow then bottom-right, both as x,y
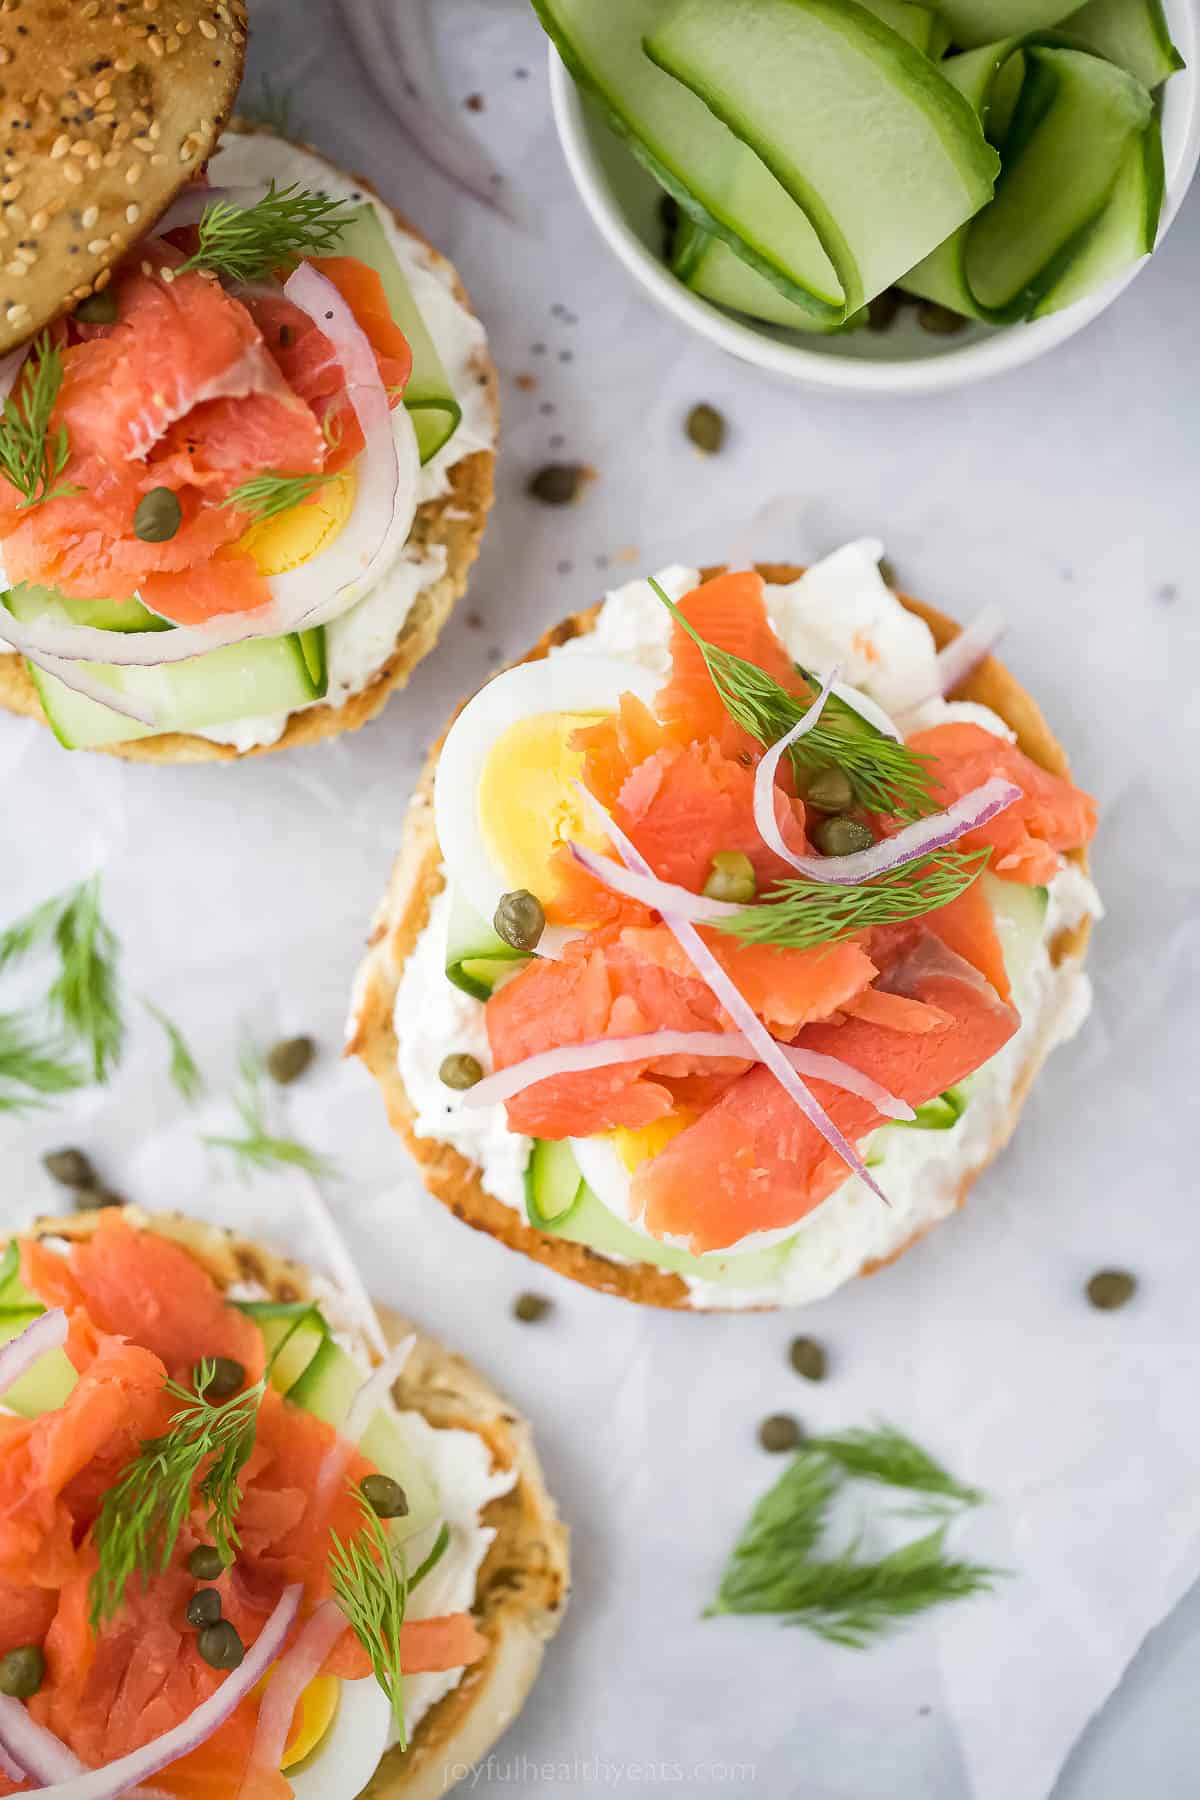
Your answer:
478,711 -> 614,905
237,470 -> 358,578
279,1674 -> 341,1771
612,1112 -> 696,1176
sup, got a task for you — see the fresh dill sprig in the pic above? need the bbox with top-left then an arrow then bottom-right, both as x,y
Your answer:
708,1424 -> 998,1648
240,75 -> 298,138
176,183 -> 357,283
0,876 -> 123,1085
330,1494 -> 411,1748
144,1000 -> 205,1104
719,850 -> 991,951
90,1361 -> 267,1626
0,1012 -> 86,1113
649,580 -> 934,817
223,470 -> 346,522
204,1040 -> 337,1179
0,334 -> 78,510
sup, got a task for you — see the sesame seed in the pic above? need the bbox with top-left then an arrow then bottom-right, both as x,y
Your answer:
0,50 -> 10,67
125,203 -> 139,224
82,0 -> 101,15
6,204 -> 24,224
94,269 -> 111,290
0,181 -> 20,200
147,33 -> 163,55
198,18 -> 216,37
96,96 -> 116,114
160,265 -> 174,283
5,260 -> 25,276
70,139 -> 92,157
6,303 -> 29,323
148,121 -> 161,140
81,205 -> 98,227
125,162 -> 142,184
150,152 -> 166,165
63,161 -> 83,185
102,149 -> 118,167
29,209 -> 47,231
165,33 -> 180,52
50,134 -> 70,159
94,80 -> 112,97
114,57 -> 135,74
132,134 -> 153,150
86,237 -> 108,255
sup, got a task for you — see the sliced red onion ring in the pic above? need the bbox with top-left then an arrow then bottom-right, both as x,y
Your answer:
568,841 -> 738,925
15,648 -> 158,726
343,1 -> 516,220
467,1031 -> 914,1121
344,1336 -> 416,1443
752,665 -> 839,870
250,1597 -> 347,1776
931,605 -> 1006,698
0,343 -> 30,403
0,1586 -> 300,1800
760,776 -> 1023,886
0,1308 -> 66,1400
574,784 -> 890,1205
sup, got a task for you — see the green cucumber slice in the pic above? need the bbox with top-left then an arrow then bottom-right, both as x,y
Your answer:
675,227 -> 852,328
53,591 -> 170,633
1032,116 -> 1163,312
235,1299 -> 330,1393
445,886 -> 530,1000
287,1335 -> 440,1544
525,1138 -> 585,1229
1061,0 -> 1184,89
645,0 -> 999,315
935,0 -> 1081,47
4,586 -> 329,750
900,40 -> 1153,320
983,870 -> 1049,988
894,1084 -> 969,1131
535,0 -> 844,318
0,1306 -> 77,1417
528,1144 -> 797,1289
298,626 -> 327,690
0,1240 -> 21,1304
332,203 -> 462,465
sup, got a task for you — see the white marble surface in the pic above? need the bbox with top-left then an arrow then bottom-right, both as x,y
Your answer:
1,3 -> 1199,1796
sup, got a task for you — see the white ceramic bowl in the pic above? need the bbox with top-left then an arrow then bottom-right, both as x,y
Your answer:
548,8 -> 1200,394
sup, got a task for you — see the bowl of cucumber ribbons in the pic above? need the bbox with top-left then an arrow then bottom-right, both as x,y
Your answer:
539,0 -> 1198,392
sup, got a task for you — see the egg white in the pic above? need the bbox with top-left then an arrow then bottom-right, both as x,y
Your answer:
288,1676 -> 392,1800
434,653 -> 659,957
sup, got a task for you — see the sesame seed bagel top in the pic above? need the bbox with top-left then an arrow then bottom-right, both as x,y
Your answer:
0,0 -> 248,352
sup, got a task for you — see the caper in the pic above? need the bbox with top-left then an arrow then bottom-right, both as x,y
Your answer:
804,767 -> 855,814
813,816 -> 875,858
527,463 -> 590,506
74,1187 -> 127,1212
494,889 -> 545,953
197,1621 -> 244,1671
266,1035 -> 316,1085
186,1588 -> 223,1628
360,1473 -> 409,1519
1086,1269 -> 1137,1311
133,486 -> 182,543
439,1052 -> 483,1091
196,1357 -> 245,1399
685,402 -> 726,456
758,1414 -> 803,1454
789,1336 -> 828,1382
513,1292 -> 552,1324
74,288 -> 118,324
42,1146 -> 97,1189
0,1645 -> 45,1699
188,1544 -> 228,1581
702,851 -> 756,905
917,301 -> 968,336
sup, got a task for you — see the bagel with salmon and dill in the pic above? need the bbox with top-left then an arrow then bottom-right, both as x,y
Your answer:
0,1206 -> 567,1796
350,541 -> 1099,1311
0,2 -> 495,760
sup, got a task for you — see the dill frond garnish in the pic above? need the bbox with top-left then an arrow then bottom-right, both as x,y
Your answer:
649,580 -> 935,817
223,470 -> 346,522
0,334 -> 78,510
329,1495 -> 411,1748
144,1000 -> 205,1104
0,1012 -> 86,1113
204,1040 -> 337,1179
0,876 -> 123,1086
177,183 -> 357,283
719,850 -> 991,950
709,1422 -> 999,1648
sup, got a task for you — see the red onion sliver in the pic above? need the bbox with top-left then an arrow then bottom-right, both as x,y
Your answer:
0,1739 -> 26,1784
467,1030 -> 915,1121
344,1336 -> 416,1443
752,665 -> 839,871
0,343 -> 30,404
0,1308 -> 66,1401
574,784 -> 890,1205
765,776 -> 1023,885
568,841 -> 739,925
250,1598 -> 348,1776
0,1696 -> 82,1783
0,1586 -> 300,1800
930,605 -> 1006,700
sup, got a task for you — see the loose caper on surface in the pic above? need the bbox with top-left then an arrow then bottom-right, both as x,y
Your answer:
1086,1270 -> 1137,1311
685,402 -> 726,455
759,1414 -> 804,1454
494,889 -> 545,953
197,1621 -> 244,1671
133,486 -> 182,544
439,1052 -> 483,1090
0,1645 -> 44,1699
513,1292 -> 552,1324
42,1147 -> 97,1188
813,816 -> 875,858
702,851 -> 756,904
360,1473 -> 409,1519
266,1035 -> 316,1084
789,1337 -> 828,1382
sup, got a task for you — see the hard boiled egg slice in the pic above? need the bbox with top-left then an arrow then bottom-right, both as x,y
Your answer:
288,1674 -> 392,1800
237,471 -> 359,578
435,654 -> 659,958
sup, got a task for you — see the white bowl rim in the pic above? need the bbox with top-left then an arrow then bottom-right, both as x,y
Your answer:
548,10 -> 1200,395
